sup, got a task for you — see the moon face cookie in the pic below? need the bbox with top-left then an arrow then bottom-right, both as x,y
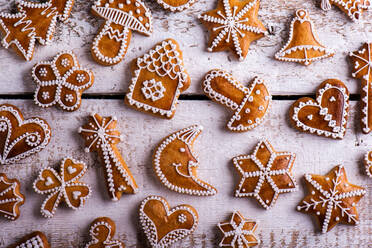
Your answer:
85,217 -> 125,248
156,0 -> 197,11
0,104 -> 51,165
0,173 -> 25,221
33,157 -> 91,218
202,69 -> 271,132
0,0 -> 74,61
32,51 -> 94,111
364,151 -> 372,178
289,79 -> 349,139
320,0 -> 370,21
297,165 -> 366,233
199,0 -> 267,61
8,231 -> 50,248
125,39 -> 191,119
91,0 -> 153,65
139,195 -> 198,248
153,125 -> 217,196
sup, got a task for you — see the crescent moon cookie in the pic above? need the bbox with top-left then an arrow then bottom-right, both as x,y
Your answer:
297,165 -> 366,233
0,0 -> 74,61
232,140 -> 297,210
289,79 -> 350,139
139,195 -> 198,248
153,125 -> 217,196
363,151 -> 372,178
202,69 -> 271,132
275,9 -> 334,66
85,217 -> 125,248
33,157 -> 91,218
91,0 -> 153,65
32,51 -> 94,112
125,39 -> 191,119
156,0 -> 197,12
320,0 -> 370,21
8,231 -> 50,248
79,113 -> 138,201
0,104 -> 51,165
198,0 -> 268,61
0,173 -> 25,221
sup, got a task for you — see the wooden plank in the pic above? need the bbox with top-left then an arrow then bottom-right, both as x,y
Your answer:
0,1 -> 371,95
0,99 -> 370,247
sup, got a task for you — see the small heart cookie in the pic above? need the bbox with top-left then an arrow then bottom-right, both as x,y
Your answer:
156,0 -> 197,12
364,151 -> 372,178
139,195 -> 198,248
85,217 -> 125,248
289,79 -> 349,139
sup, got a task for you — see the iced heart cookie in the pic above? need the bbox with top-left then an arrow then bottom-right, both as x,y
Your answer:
79,113 -> 138,201
218,211 -> 260,247
232,140 -> 297,209
85,217 -> 125,248
320,0 -> 370,21
275,9 -> 334,66
0,0 -> 74,61
153,125 -> 217,196
364,151 -> 372,178
91,0 -> 153,65
125,39 -> 191,119
289,79 -> 349,139
139,195 -> 198,248
202,69 -> 271,132
0,104 -> 51,165
32,51 -> 94,111
297,165 -> 366,233
199,0 -> 267,61
156,0 -> 197,12
0,173 -> 25,221
33,157 -> 91,218
8,231 -> 50,248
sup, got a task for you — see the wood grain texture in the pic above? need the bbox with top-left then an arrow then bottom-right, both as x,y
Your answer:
1,0 -> 372,95
0,100 -> 370,247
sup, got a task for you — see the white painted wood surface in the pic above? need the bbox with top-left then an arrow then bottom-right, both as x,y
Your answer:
0,100 -> 370,247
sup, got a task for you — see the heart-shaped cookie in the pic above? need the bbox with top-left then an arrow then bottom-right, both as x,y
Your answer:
156,0 -> 197,12
289,79 -> 349,139
139,195 -> 198,248
0,104 -> 51,165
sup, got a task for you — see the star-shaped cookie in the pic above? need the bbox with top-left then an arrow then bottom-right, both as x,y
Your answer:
199,0 -> 267,61
297,165 -> 366,233
232,140 -> 297,209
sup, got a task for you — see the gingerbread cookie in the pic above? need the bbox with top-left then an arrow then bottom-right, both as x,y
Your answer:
91,0 -> 153,65
199,0 -> 267,61
125,39 -> 191,119
202,69 -> 271,132
289,79 -> 349,139
79,113 -> 138,201
156,0 -> 197,12
275,9 -> 334,66
320,0 -> 370,21
0,104 -> 51,165
218,211 -> 260,247
0,0 -> 74,61
0,173 -> 25,220
349,43 -> 372,133
232,140 -> 297,209
8,231 -> 50,248
33,157 -> 91,218
153,125 -> 217,196
297,165 -> 366,233
85,217 -> 125,248
363,151 -> 372,178
139,195 -> 198,248
32,51 -> 94,111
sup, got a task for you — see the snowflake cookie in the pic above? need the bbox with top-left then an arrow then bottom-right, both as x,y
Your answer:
153,125 -> 217,196
0,104 -> 51,165
289,79 -> 349,139
156,0 -> 197,12
0,0 -> 74,61
79,113 -> 138,201
363,151 -> 372,178
91,0 -> 153,65
218,211 -> 260,247
32,51 -> 94,112
85,217 -> 125,248
297,165 -> 366,233
33,158 -> 92,218
202,69 -> 271,132
320,0 -> 370,21
232,140 -> 297,209
125,39 -> 191,119
8,231 -> 50,248
0,173 -> 25,221
199,0 -> 267,61
275,9 -> 334,66
139,195 -> 198,248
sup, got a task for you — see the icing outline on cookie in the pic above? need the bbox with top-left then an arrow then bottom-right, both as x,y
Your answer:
363,151 -> 372,178
85,217 -> 125,248
320,0 -> 370,21
0,173 -> 25,221
156,0 -> 197,12
9,231 -> 50,248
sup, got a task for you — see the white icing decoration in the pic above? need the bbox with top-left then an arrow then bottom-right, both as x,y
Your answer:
67,166 -> 76,174
76,74 -> 86,83
61,58 -> 70,67
364,151 -> 372,178
320,0 -> 370,21
14,234 -> 46,248
42,91 -> 50,100
0,175 -> 24,220
39,67 -> 48,77
141,79 -> 166,102
65,94 -> 74,103
156,0 -> 197,12
85,218 -> 124,248
178,213 -> 187,223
